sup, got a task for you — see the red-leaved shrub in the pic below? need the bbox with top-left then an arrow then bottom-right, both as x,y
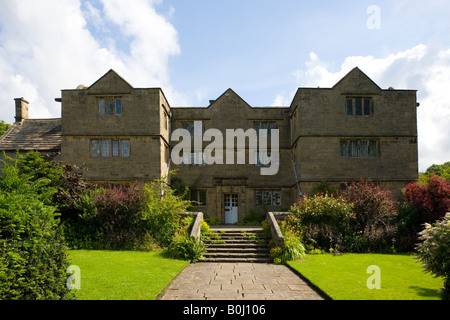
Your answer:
94,184 -> 146,250
403,175 -> 450,224
341,178 -> 398,252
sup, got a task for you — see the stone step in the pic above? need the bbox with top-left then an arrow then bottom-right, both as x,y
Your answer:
205,247 -> 269,253
200,227 -> 271,263
199,257 -> 272,263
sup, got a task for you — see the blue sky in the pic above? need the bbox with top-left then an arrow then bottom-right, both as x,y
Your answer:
0,0 -> 449,171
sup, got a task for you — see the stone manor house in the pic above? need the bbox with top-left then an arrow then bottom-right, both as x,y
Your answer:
0,68 -> 419,224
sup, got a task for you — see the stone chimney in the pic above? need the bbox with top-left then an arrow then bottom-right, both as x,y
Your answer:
14,97 -> 29,122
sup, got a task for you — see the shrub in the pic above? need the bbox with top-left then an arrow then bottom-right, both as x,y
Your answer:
0,164 -> 71,300
416,213 -> 450,299
289,194 -> 355,251
403,175 -> 450,224
311,181 -> 338,196
395,201 -> 421,251
141,174 -> 192,247
94,184 -> 146,250
53,163 -> 94,221
166,233 -> 206,262
279,220 -> 305,262
341,179 -> 398,252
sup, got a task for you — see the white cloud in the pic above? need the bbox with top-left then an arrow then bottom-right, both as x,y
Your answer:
277,43 -> 450,172
0,0 -> 182,123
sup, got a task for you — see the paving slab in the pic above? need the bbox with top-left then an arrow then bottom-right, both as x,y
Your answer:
157,262 -> 325,300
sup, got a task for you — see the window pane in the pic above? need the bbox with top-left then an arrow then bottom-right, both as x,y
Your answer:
115,99 -> 122,115
121,140 -> 130,158
261,122 -> 268,136
254,123 -> 260,136
106,99 -> 114,115
273,191 -> 281,206
346,99 -> 353,115
360,141 -> 368,157
112,140 -> 119,157
350,140 -> 359,157
255,190 -> 262,206
263,191 -> 272,205
92,140 -> 100,157
369,140 -> 377,157
269,123 -> 277,135
198,190 -> 207,206
255,152 -> 261,167
101,140 -> 110,157
364,98 -> 371,116
340,140 -> 349,157
98,99 -> 105,115
355,98 -> 362,115
194,122 -> 203,136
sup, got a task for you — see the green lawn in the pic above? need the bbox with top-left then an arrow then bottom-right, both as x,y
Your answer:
288,253 -> 444,300
68,250 -> 189,300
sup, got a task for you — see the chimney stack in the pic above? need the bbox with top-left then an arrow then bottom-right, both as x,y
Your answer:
14,97 -> 29,122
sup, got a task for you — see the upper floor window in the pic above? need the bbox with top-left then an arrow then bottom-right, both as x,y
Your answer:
181,121 -> 203,136
98,98 -> 122,116
254,122 -> 277,136
255,152 -> 271,167
346,97 -> 372,116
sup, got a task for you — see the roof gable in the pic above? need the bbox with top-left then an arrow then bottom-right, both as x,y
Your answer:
87,69 -> 133,95
208,88 -> 252,109
333,67 -> 382,94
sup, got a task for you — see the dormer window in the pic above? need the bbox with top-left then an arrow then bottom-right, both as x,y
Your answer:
98,97 -> 122,116
346,97 -> 373,116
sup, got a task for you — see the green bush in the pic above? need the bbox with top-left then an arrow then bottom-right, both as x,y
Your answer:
0,164 -> 71,300
166,233 -> 206,262
141,175 -> 191,247
416,213 -> 450,300
289,194 -> 355,251
269,221 -> 305,264
279,220 -> 305,262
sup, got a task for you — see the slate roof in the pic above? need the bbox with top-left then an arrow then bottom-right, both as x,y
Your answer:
0,119 -> 61,151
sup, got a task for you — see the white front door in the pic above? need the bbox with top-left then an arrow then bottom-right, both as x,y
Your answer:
224,194 -> 238,224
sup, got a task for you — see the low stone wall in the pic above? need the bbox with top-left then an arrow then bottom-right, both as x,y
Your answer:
267,212 -> 291,248
178,212 -> 204,242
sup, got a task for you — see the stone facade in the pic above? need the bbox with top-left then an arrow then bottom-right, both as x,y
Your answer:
60,70 -> 171,184
0,67 -> 419,223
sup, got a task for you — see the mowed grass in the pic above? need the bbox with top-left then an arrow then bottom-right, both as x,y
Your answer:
68,250 -> 189,300
288,253 -> 444,300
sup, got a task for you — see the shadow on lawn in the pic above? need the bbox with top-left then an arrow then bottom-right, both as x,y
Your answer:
409,286 -> 441,299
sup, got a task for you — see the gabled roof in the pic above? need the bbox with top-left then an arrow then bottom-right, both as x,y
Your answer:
332,67 -> 382,93
0,119 -> 61,151
87,69 -> 134,95
207,88 -> 253,109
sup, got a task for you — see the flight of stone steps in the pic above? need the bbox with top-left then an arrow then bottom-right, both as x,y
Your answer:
200,227 -> 272,263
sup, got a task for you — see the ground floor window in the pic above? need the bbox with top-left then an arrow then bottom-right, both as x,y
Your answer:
190,189 -> 207,206
340,139 -> 378,158
255,190 -> 281,206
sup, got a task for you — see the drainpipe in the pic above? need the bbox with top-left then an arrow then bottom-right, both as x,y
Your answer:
290,113 -> 302,198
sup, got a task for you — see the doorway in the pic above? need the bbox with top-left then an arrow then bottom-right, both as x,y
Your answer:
224,194 -> 238,224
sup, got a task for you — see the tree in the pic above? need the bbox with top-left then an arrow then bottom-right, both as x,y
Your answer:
0,161 -> 71,299
0,120 -> 11,136
420,161 -> 450,183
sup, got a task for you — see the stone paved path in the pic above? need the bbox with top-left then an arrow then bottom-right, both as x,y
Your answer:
157,262 -> 325,300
